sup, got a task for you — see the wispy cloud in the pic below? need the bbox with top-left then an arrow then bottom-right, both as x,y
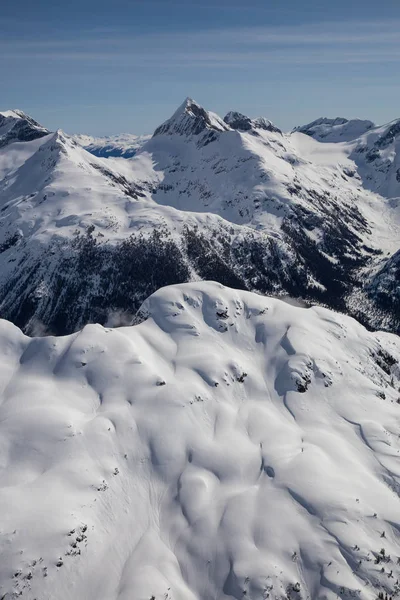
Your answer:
2,19 -> 400,68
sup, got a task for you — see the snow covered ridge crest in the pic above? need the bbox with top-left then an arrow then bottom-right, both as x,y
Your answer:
224,110 -> 282,134
0,281 -> 400,600
293,117 -> 375,142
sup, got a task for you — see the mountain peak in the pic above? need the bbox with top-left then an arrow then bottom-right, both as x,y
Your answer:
0,109 -> 25,120
153,97 -> 230,138
224,111 -> 253,131
252,116 -> 282,133
172,96 -> 201,118
224,111 -> 281,134
0,108 -> 46,128
40,129 -> 70,151
0,109 -> 50,148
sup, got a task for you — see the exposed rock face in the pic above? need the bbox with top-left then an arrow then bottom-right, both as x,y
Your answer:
366,249 -> 400,332
224,111 -> 253,131
153,97 -> 230,138
224,111 -> 281,134
375,119 -> 400,149
0,109 -> 49,147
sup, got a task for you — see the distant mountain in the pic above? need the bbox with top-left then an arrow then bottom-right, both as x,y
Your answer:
0,280 -> 400,600
0,99 -> 398,335
294,117 -> 375,142
73,132 -> 151,158
295,116 -> 400,198
350,119 -> 400,198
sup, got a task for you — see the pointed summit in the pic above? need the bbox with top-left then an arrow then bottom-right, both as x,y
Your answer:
36,129 -> 72,156
153,97 -> 230,138
169,97 -> 200,120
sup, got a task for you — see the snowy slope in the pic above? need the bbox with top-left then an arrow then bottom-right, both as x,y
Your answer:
350,120 -> 400,199
294,118 -> 375,143
295,117 -> 400,199
292,116 -> 400,326
137,100 -> 400,331
0,281 -> 400,600
73,133 -> 151,158
0,130 -> 149,244
0,99 -> 398,335
141,99 -> 385,236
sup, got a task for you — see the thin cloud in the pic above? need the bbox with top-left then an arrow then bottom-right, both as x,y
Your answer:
2,19 -> 400,48
1,19 -> 399,67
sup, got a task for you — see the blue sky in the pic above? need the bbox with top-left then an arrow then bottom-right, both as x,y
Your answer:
2,0 -> 400,135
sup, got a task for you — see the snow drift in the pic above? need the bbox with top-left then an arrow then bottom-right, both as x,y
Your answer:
0,281 -> 400,600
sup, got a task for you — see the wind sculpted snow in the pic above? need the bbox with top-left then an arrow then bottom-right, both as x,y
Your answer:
0,281 -> 400,600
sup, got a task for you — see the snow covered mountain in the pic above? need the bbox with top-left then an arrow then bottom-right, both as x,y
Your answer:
295,116 -> 400,198
295,116 -> 400,327
0,109 -> 49,148
73,133 -> 151,158
224,111 -> 282,134
0,99 -> 398,336
350,119 -> 400,199
294,118 -> 375,143
0,281 -> 400,600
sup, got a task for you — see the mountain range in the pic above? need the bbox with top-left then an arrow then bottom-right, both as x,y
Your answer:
73,133 -> 151,159
0,100 -> 400,600
0,99 -> 398,336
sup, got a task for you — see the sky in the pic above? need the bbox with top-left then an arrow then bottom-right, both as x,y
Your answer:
2,0 -> 400,135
